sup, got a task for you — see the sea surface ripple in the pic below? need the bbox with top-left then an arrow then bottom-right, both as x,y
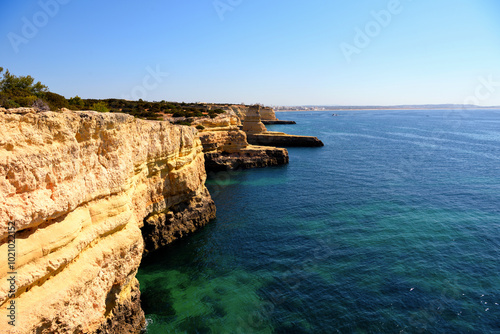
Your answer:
138,109 -> 500,333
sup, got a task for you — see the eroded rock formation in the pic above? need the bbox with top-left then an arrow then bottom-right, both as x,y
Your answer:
204,104 -> 275,121
203,104 -> 295,125
246,132 -> 324,147
0,109 -> 215,333
240,106 -> 324,147
241,105 -> 268,134
192,112 -> 288,171
259,106 -> 278,121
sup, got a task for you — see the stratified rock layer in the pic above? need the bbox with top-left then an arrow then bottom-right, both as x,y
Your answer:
261,120 -> 296,125
203,104 -> 273,120
0,110 -> 215,333
142,187 -> 216,254
240,106 -> 324,148
192,113 -> 289,171
247,132 -> 324,147
259,106 -> 278,121
241,105 -> 267,134
202,104 -> 296,125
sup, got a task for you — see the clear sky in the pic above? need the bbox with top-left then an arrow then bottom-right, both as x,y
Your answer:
1,0 -> 499,106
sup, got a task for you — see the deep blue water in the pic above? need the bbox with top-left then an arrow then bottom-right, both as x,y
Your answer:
138,109 -> 500,333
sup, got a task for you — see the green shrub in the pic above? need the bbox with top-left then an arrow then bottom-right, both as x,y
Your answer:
2,99 -> 20,109
68,95 -> 85,110
195,125 -> 205,130
13,95 -> 38,107
91,101 -> 109,113
0,68 -> 48,108
43,91 -> 68,110
0,68 -> 47,96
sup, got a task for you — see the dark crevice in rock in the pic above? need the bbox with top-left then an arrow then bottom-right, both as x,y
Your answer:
94,280 -> 146,334
140,189 -> 216,256
204,150 -> 289,172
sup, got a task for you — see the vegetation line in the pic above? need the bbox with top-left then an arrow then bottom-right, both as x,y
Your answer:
0,68 -> 226,121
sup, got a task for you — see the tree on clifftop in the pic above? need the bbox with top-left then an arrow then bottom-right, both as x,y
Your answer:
68,95 -> 85,110
0,67 -> 49,108
0,68 -> 47,95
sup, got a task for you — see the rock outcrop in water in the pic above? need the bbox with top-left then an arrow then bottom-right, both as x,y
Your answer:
192,112 -> 289,171
241,106 -> 324,147
204,104 -> 295,124
261,120 -> 296,125
0,109 -> 215,333
247,132 -> 324,147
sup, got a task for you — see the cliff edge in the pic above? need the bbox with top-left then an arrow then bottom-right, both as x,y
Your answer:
0,109 -> 215,333
192,112 -> 289,171
241,106 -> 324,147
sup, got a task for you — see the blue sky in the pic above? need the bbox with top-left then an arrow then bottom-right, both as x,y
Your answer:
1,0 -> 499,106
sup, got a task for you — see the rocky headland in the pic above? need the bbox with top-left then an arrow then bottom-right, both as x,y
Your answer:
191,112 -> 289,171
203,104 -> 296,125
261,120 -> 296,125
0,104 -> 320,333
246,132 -> 324,147
0,108 -> 215,333
240,105 -> 324,147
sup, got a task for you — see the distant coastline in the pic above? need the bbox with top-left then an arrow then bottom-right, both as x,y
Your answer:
275,104 -> 500,112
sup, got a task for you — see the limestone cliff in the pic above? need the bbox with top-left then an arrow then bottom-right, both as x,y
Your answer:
259,107 -> 278,121
0,109 -> 215,333
229,105 -> 276,121
191,112 -> 289,171
205,104 -> 277,121
241,105 -> 268,134
204,105 -> 322,147
240,106 -> 324,148
203,104 -> 299,124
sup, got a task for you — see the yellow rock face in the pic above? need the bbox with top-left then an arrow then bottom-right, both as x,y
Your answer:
0,110 -> 214,333
203,104 -> 278,121
241,105 -> 268,134
192,112 -> 289,171
259,107 -> 278,121
192,112 -> 249,153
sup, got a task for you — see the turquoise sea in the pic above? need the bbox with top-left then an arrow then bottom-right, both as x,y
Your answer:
137,109 -> 500,333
